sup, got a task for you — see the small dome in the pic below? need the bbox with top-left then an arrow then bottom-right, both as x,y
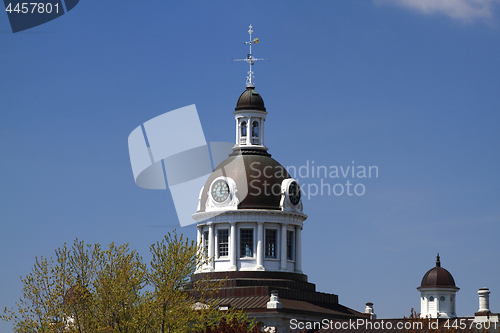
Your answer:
235,86 -> 266,112
199,150 -> 289,212
64,284 -> 91,305
418,255 -> 459,290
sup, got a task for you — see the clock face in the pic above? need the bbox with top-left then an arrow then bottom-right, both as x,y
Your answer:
289,181 -> 301,205
211,179 -> 230,203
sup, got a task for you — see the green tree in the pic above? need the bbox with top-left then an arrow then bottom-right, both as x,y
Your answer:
2,240 -> 145,333
92,242 -> 147,332
147,232 -> 248,333
63,240 -> 100,332
3,232 -> 251,333
195,317 -> 263,333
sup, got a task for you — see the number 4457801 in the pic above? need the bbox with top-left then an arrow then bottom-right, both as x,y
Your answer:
5,3 -> 59,14
444,318 -> 497,330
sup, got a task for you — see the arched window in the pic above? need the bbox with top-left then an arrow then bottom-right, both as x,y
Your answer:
241,121 -> 247,137
252,121 -> 259,137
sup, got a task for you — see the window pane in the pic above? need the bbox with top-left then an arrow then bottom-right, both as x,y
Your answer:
265,229 -> 277,258
218,229 -> 229,257
287,230 -> 294,260
241,121 -> 247,137
252,121 -> 259,137
240,229 -> 253,258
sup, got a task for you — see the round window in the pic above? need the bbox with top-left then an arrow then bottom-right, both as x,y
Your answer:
429,296 -> 434,301
440,296 -> 445,302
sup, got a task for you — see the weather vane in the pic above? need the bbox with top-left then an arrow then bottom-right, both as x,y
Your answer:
233,24 -> 267,87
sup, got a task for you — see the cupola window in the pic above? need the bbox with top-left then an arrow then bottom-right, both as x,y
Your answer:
252,121 -> 259,137
251,121 -> 260,144
241,121 -> 247,137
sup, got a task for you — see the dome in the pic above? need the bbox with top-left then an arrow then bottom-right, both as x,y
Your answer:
63,284 -> 91,305
235,86 -> 266,112
418,255 -> 459,290
198,151 -> 289,212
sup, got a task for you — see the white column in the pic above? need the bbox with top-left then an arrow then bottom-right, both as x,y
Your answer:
229,222 -> 237,271
246,117 -> 251,145
436,296 -> 441,317
260,119 -> 265,146
295,225 -> 302,273
256,222 -> 264,270
424,293 -> 428,317
280,224 -> 288,271
195,226 -> 202,272
197,226 -> 202,248
235,118 -> 239,145
208,223 -> 215,271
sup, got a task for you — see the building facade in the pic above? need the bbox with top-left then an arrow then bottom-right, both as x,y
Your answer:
188,84 -> 367,331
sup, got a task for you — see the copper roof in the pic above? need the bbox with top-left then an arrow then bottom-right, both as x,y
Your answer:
217,295 -> 269,310
198,152 -> 291,211
235,86 -> 266,112
215,296 -> 366,319
188,271 -> 366,320
418,255 -> 459,290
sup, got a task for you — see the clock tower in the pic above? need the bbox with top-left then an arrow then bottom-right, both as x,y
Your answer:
187,26 -> 366,331
192,84 -> 306,273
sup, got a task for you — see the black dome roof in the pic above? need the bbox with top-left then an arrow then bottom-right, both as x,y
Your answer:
235,86 -> 266,112
418,255 -> 459,290
199,151 -> 289,212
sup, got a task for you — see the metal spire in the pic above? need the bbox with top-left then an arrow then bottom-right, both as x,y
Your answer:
233,24 -> 266,87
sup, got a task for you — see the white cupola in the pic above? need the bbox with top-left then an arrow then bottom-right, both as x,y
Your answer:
233,86 -> 268,151
417,254 -> 459,319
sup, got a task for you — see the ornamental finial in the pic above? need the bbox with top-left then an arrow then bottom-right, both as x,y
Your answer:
232,24 -> 266,87
436,253 -> 441,267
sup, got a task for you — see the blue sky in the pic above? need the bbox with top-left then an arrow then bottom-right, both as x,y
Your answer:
1,0 -> 499,330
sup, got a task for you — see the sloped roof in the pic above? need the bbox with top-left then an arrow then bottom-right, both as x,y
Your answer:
418,255 -> 459,290
235,86 -> 266,112
215,295 -> 366,319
